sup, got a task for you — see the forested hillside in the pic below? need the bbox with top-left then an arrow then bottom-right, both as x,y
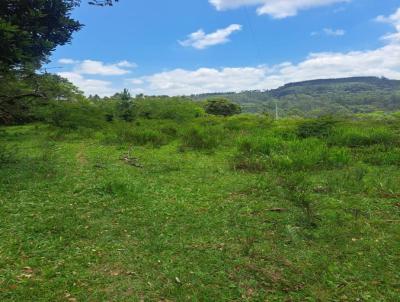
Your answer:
192,77 -> 400,116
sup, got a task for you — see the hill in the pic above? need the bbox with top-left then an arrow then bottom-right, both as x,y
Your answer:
192,77 -> 400,116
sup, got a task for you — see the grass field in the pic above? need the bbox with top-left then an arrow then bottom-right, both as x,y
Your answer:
1,116 -> 400,301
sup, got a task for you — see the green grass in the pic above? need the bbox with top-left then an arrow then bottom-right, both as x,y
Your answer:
0,119 -> 399,301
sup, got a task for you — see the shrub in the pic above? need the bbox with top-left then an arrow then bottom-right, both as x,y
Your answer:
232,153 -> 269,172
116,127 -> 168,147
232,136 -> 350,172
46,101 -> 106,130
329,126 -> 396,147
204,98 -> 242,117
297,117 -> 338,138
237,136 -> 281,156
180,126 -> 221,151
133,98 -> 204,121
224,114 -> 272,131
280,172 -> 318,228
360,146 -> 400,166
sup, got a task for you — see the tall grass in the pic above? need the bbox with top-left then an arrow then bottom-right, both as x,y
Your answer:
329,126 -> 396,147
233,135 -> 350,172
180,125 -> 223,151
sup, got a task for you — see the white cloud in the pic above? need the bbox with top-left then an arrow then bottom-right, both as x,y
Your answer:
376,8 -> 400,42
58,58 -> 78,65
312,28 -> 346,36
323,28 -> 345,36
127,43 -> 400,95
126,8 -> 400,96
209,0 -> 349,18
76,60 -> 134,76
55,59 -> 136,96
57,72 -> 118,96
115,60 -> 137,68
179,24 -> 242,49
56,8 -> 400,97
58,59 -> 136,75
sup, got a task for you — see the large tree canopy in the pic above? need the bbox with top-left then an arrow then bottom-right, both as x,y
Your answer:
0,0 -> 83,72
0,0 -> 120,124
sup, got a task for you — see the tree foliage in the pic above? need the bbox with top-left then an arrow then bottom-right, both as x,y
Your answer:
204,98 -> 242,117
193,77 -> 400,116
0,0 -> 119,125
0,0 -> 82,72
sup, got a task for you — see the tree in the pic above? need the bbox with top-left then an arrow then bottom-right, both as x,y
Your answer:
0,1 -> 82,72
116,89 -> 134,122
204,98 -> 242,117
0,0 -> 119,124
120,88 -> 131,101
0,73 -> 84,124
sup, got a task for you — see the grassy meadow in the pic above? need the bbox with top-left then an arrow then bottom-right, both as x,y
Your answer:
1,112 -> 400,301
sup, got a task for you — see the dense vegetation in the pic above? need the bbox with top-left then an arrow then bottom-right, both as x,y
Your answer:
1,98 -> 400,300
193,77 -> 400,116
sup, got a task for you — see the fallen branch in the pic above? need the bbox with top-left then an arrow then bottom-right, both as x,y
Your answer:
120,146 -> 143,168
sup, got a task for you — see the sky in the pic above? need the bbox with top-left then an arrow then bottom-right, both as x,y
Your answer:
46,0 -> 400,96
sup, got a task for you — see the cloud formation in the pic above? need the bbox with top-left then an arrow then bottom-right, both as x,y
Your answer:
126,7 -> 400,95
127,44 -> 400,95
58,58 -> 78,65
323,28 -> 345,36
57,72 -> 118,96
58,7 -> 400,97
209,0 -> 349,18
376,8 -> 400,42
56,59 -> 136,96
312,28 -> 346,36
58,59 -> 135,75
179,24 -> 242,49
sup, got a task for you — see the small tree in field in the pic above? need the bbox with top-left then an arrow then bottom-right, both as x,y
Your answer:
116,89 -> 134,122
204,98 -> 242,117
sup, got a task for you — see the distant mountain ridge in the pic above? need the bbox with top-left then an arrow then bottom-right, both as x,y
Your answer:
278,77 -> 400,89
192,77 -> 400,116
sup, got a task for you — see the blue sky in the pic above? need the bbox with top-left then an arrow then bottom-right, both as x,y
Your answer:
47,0 -> 400,96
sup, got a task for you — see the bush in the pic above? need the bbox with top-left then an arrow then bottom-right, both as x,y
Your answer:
232,136 -> 350,172
46,101 -> 107,130
133,98 -> 204,121
329,126 -> 396,147
116,127 -> 168,147
204,98 -> 242,117
297,117 -> 338,138
180,126 -> 222,151
360,146 -> 400,166
224,114 -> 272,131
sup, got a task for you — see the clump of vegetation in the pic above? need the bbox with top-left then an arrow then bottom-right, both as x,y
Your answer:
329,126 -> 396,147
224,114 -> 272,131
106,124 -> 169,147
297,117 -> 338,138
204,98 -> 242,116
133,98 -> 204,121
45,101 -> 107,131
0,144 -> 15,165
233,135 -> 350,172
180,125 -> 222,151
280,172 -> 318,228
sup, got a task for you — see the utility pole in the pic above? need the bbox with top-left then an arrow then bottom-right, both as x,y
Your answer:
275,101 -> 279,120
